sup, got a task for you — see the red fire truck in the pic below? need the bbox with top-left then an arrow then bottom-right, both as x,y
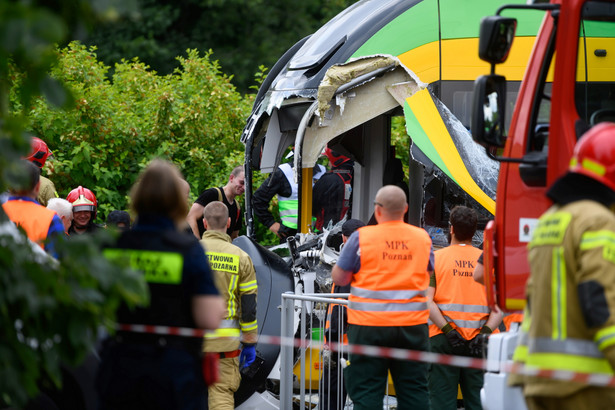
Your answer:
472,1 -> 615,408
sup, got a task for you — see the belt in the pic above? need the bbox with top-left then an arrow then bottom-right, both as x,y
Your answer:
219,349 -> 241,359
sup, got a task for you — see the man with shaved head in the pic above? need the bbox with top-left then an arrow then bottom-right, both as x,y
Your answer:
332,185 -> 434,410
200,201 -> 258,409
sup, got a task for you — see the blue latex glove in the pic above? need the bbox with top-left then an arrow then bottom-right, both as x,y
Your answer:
240,345 -> 256,368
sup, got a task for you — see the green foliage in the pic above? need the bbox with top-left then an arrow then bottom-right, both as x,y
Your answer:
0,1 -> 150,406
19,43 -> 253,223
84,0 -> 359,93
391,115 -> 410,177
0,226 -> 149,407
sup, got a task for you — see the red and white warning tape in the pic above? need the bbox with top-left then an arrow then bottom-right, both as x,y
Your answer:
116,323 -> 615,387
117,323 -> 205,338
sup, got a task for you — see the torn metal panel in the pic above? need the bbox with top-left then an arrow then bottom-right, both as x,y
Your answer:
296,58 -> 422,171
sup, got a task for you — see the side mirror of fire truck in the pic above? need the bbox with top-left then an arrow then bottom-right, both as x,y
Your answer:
472,74 -> 507,148
478,16 -> 517,65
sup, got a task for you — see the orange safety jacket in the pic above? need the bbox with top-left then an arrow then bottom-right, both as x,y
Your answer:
502,312 -> 523,331
429,244 -> 489,340
348,221 -> 432,327
325,283 -> 349,345
3,199 -> 55,248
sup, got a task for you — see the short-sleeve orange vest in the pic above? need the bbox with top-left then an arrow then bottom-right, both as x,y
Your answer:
429,244 -> 489,339
348,221 -> 432,327
3,199 -> 55,248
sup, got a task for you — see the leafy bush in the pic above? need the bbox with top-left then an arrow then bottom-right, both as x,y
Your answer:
19,43 -> 253,223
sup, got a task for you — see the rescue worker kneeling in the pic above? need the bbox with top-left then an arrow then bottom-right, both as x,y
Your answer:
201,201 -> 258,409
427,206 -> 502,410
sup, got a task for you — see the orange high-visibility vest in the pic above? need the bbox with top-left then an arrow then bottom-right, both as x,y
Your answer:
503,312 -> 523,331
429,244 -> 488,339
3,199 -> 55,248
325,283 -> 349,345
348,221 -> 431,326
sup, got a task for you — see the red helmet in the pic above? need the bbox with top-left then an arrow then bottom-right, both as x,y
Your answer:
67,186 -> 98,216
570,122 -> 615,191
325,146 -> 351,168
24,137 -> 52,168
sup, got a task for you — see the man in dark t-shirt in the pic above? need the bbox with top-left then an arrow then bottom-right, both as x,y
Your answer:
186,166 -> 245,239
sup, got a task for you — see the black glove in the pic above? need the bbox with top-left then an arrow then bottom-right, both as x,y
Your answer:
441,323 -> 468,355
468,326 -> 492,358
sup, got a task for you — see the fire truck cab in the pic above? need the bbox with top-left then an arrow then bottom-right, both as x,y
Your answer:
472,1 -> 615,408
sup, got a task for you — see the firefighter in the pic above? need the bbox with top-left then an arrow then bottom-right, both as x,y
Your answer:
332,185 -> 433,410
253,155 -> 325,242
201,201 -> 258,409
312,147 -> 354,232
513,123 -> 615,409
66,185 -> 101,235
97,159 -> 224,410
23,136 -> 58,207
427,206 -> 502,409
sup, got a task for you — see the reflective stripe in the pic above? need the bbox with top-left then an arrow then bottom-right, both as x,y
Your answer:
227,273 -> 239,318
529,337 -> 604,359
580,230 -> 615,264
551,246 -> 567,340
219,319 -> 239,329
596,325 -> 615,351
581,158 -> 606,177
580,230 -> 615,250
428,317 -> 486,329
526,352 -> 613,375
204,327 -> 241,339
435,303 -> 490,314
241,320 -> 258,332
104,249 -> 183,284
278,163 -> 299,229
240,280 -> 257,291
350,286 -> 425,301
349,300 -> 427,312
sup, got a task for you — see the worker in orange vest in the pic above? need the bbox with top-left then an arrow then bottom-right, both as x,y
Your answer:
332,185 -> 433,410
473,252 -> 523,331
428,206 -> 502,409
2,160 -> 64,257
320,218 -> 365,410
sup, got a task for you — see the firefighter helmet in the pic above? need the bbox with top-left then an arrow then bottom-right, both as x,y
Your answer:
570,122 -> 615,191
67,186 -> 98,217
324,146 -> 351,168
25,137 -> 52,168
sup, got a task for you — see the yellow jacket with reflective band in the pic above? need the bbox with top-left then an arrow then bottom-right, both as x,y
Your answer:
429,244 -> 488,339
200,230 -> 258,352
514,200 -> 615,397
348,220 -> 432,326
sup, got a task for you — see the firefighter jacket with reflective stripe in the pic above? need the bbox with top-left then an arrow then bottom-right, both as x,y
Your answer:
3,197 -> 56,248
348,221 -> 432,326
429,244 -> 488,339
201,230 -> 258,352
278,163 -> 325,229
513,200 -> 615,397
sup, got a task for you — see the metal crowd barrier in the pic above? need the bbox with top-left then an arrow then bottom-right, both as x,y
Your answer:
280,292 -> 398,409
